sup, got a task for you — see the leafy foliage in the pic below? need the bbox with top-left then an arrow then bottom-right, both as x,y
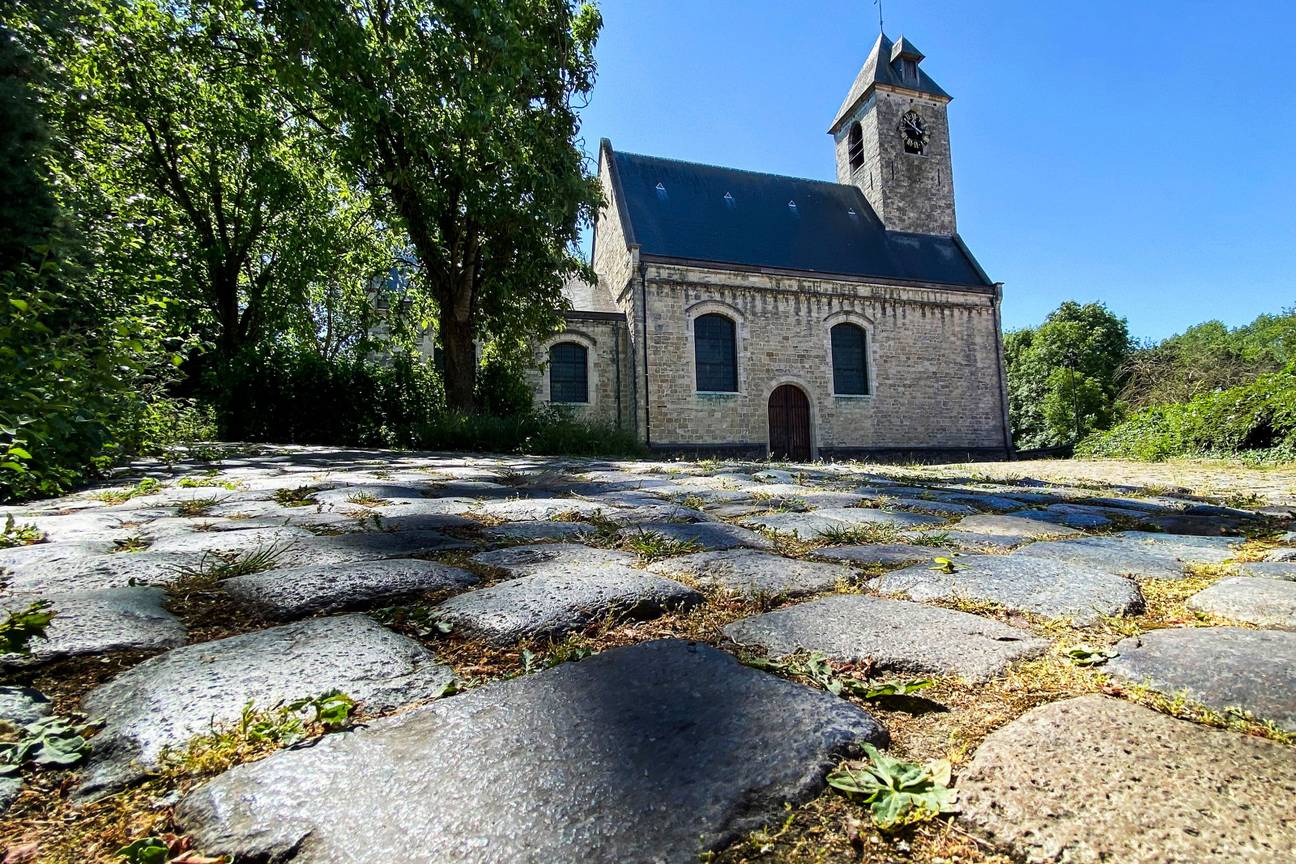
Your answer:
0,599 -> 55,654
0,514 -> 45,548
1005,301 -> 1132,449
621,530 -> 703,562
742,653 -> 933,702
1121,309 -> 1296,408
1065,644 -> 1117,667
827,744 -> 955,830
0,714 -> 93,774
172,541 -> 293,581
1078,365 -> 1296,462
265,0 -> 604,410
1,12 -> 182,501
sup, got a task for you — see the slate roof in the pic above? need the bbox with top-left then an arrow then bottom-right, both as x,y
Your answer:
830,33 -> 949,134
603,144 -> 990,289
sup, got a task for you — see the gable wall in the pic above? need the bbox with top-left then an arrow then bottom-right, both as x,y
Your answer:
637,263 -> 1007,456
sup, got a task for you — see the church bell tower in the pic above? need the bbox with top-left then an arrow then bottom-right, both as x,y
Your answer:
829,34 -> 957,236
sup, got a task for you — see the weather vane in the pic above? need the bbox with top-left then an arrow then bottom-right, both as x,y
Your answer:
874,0 -> 884,33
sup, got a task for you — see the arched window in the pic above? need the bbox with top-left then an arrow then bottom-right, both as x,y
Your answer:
830,323 -> 869,395
847,122 -> 865,172
548,342 -> 588,403
694,313 -> 737,392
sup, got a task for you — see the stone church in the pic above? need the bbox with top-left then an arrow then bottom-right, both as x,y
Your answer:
528,33 -> 1012,460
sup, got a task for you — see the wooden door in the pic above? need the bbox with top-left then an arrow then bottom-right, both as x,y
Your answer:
768,385 -> 812,461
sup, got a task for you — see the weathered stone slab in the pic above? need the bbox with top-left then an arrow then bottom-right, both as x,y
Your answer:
1,587 -> 186,665
876,555 -> 1143,623
816,507 -> 947,528
0,550 -> 198,595
1236,561 -> 1296,580
1263,547 -> 1296,562
635,520 -> 774,550
725,595 -> 1047,682
1106,627 -> 1296,730
474,497 -> 613,522
647,550 -> 852,598
745,508 -> 940,538
222,560 -> 479,618
1113,530 -> 1239,563
432,570 -> 702,644
744,511 -> 855,537
883,498 -> 978,516
916,529 -> 1031,552
309,529 -> 473,563
480,520 -> 597,543
948,513 -> 1082,540
312,484 -> 430,506
146,525 -> 316,557
597,503 -> 707,525
471,543 -> 636,577
1026,508 -> 1111,529
1187,577 -> 1296,628
78,615 -> 454,796
177,640 -> 887,863
813,543 -> 953,567
0,685 -> 51,727
0,539 -> 119,574
957,695 -> 1296,863
1013,536 -> 1190,580
941,492 -> 1024,512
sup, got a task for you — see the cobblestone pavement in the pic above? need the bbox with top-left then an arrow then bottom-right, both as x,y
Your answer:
2,446 -> 1294,863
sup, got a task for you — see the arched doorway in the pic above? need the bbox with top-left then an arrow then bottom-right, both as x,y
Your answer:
768,384 -> 812,461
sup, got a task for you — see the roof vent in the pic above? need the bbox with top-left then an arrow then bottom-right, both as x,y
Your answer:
847,208 -> 857,217
723,191 -> 735,209
787,200 -> 797,210
655,182 -> 665,190
655,181 -> 668,201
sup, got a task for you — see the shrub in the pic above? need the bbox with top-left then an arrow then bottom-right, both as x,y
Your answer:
1078,365 -> 1296,462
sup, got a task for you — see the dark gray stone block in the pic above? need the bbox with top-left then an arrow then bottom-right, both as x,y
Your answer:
724,595 -> 1048,682
77,615 -> 454,796
1,587 -> 186,665
177,640 -> 886,863
432,570 -> 703,644
1187,577 -> 1296,628
1106,627 -> 1296,730
876,555 -> 1143,623
634,520 -> 774,551
647,550 -> 853,598
222,560 -> 479,618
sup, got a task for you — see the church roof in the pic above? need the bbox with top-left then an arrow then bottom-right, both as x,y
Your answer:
602,144 -> 990,289
829,33 -> 950,134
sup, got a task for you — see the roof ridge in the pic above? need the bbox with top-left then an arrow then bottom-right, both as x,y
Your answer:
614,148 -> 855,194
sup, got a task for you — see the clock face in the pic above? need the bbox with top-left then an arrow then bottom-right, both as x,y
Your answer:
900,110 -> 928,154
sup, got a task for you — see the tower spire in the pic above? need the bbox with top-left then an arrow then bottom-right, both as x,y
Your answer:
874,0 -> 884,34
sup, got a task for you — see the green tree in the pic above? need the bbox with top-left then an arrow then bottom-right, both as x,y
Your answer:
1006,301 -> 1132,449
1121,310 -> 1296,408
265,0 -> 603,411
63,0 -> 394,360
0,15 -> 175,499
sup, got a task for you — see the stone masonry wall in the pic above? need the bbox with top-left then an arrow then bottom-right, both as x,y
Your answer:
527,315 -> 634,430
834,88 -> 956,235
638,263 -> 1007,455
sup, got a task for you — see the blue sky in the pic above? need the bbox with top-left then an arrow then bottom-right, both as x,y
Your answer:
575,0 -> 1296,342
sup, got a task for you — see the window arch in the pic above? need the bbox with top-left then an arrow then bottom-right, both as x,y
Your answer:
548,342 -> 588,403
830,323 -> 869,395
694,313 -> 737,393
847,122 -> 865,172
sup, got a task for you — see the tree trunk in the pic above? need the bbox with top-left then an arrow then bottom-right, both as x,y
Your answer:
440,312 -> 476,413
